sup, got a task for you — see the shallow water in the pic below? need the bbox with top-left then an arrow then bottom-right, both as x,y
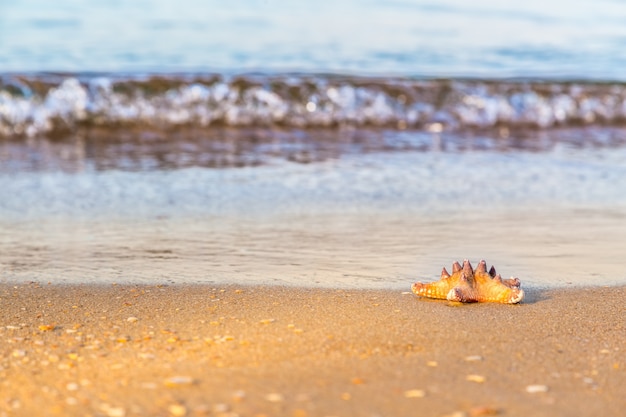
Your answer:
1,140 -> 625,288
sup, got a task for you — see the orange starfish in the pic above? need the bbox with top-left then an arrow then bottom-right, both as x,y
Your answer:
411,259 -> 524,304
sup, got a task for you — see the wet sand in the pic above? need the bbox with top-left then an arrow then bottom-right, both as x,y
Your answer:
1,283 -> 624,417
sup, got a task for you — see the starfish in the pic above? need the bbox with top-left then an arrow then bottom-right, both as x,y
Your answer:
411,259 -> 524,304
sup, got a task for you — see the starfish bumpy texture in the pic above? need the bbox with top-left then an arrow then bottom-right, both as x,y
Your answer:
411,260 -> 524,304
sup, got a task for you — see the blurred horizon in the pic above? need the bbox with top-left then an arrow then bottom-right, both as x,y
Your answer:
2,0 -> 626,79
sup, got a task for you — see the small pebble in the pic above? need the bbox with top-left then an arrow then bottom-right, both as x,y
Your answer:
582,377 -> 594,384
404,389 -> 426,398
192,405 -> 211,415
426,361 -> 438,367
442,412 -> 467,417
12,349 -> 26,358
126,317 -> 139,323
464,355 -> 483,362
232,390 -> 246,401
168,404 -> 187,417
138,353 -> 155,360
466,374 -> 486,383
102,406 -> 126,417
213,403 -> 230,413
525,384 -> 549,393
109,409 -> 126,417
266,393 -> 284,402
469,406 -> 500,416
164,376 -> 195,387
66,382 -> 79,391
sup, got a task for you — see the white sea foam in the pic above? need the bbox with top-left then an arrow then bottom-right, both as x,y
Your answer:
2,75 -> 626,137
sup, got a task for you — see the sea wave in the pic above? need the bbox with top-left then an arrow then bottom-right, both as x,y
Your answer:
2,73 -> 626,138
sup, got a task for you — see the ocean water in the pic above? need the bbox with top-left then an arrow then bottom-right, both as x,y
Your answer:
2,0 -> 626,77
1,0 -> 626,289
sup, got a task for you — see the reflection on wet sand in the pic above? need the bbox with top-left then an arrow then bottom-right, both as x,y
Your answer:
1,206 -> 626,288
2,126 -> 626,172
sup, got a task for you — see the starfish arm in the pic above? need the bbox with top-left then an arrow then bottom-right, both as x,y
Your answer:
503,277 -> 521,289
412,279 -> 453,300
479,280 -> 525,303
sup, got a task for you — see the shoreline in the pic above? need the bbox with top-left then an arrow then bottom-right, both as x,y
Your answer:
1,283 -> 624,416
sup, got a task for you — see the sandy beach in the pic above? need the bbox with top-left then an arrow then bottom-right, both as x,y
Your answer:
0,283 -> 623,417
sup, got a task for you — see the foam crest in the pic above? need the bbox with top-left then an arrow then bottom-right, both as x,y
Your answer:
2,74 -> 626,137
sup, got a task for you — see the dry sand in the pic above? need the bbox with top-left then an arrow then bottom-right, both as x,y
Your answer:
0,283 -> 624,417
